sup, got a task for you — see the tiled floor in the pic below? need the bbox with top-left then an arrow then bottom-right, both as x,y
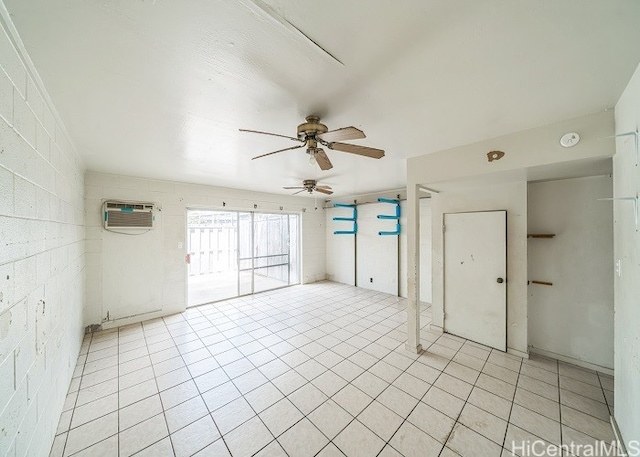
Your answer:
51,282 -> 617,457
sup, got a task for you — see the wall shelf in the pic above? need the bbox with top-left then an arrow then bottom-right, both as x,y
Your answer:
376,198 -> 401,235
333,203 -> 357,235
598,195 -> 638,231
612,128 -> 639,166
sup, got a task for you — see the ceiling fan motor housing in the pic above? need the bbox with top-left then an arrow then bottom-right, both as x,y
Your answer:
297,116 -> 328,140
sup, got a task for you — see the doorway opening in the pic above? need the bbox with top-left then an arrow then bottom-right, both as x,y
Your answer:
187,210 -> 299,306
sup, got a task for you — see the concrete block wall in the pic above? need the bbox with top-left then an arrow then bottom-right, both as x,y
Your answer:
85,172 -> 326,329
0,20 -> 85,457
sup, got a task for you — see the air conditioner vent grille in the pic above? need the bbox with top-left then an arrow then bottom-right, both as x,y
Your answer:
103,201 -> 155,229
106,202 -> 153,211
106,211 -> 153,228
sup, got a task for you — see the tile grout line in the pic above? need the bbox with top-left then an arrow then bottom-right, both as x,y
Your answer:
557,359 -> 563,455
174,303 -> 262,456
367,335 -> 472,456
58,287 -> 420,455
499,354 -> 525,455
62,332 -> 92,456
432,337 -> 493,456
53,284 -> 615,457
140,320 -> 179,456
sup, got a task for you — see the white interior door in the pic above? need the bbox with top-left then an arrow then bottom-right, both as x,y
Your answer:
444,211 -> 507,351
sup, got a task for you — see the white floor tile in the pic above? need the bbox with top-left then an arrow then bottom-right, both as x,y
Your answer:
71,435 -> 118,457
64,412 -> 118,456
514,387 -> 560,421
288,383 -> 328,415
49,283 -> 614,457
308,399 -> 353,439
358,400 -> 404,441
253,441 -> 286,457
332,384 -> 373,416
457,403 -> 507,445
389,421 -> 444,457
316,443 -> 348,457
510,404 -> 561,445
170,415 -> 221,457
407,401 -> 455,443
278,418 -> 329,457
259,398 -> 304,437
334,419 -> 385,457
211,397 -> 256,435
164,395 -> 209,433
119,413 -> 168,457
224,416 -> 274,457
446,423 -> 502,457
377,385 -> 419,417
560,405 -> 615,442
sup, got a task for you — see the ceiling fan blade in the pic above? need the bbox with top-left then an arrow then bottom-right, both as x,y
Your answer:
240,129 -> 303,142
328,142 -> 385,159
292,189 -> 306,195
314,149 -> 333,170
318,126 -> 365,142
315,185 -> 332,190
252,144 -> 305,160
283,186 -> 305,190
314,187 -> 333,195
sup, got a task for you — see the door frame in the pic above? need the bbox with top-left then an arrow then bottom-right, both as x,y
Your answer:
442,210 -> 508,351
185,207 -> 301,307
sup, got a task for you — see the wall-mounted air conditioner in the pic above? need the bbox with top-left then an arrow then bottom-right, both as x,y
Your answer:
103,201 -> 155,230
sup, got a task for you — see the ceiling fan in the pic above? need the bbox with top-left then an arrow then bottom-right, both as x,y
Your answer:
240,116 -> 385,171
284,179 -> 333,195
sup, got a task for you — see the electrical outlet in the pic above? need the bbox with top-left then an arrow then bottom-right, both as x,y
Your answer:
178,241 -> 183,249
369,278 -> 373,283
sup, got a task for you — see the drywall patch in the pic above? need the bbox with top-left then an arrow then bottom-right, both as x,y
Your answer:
487,150 -> 505,162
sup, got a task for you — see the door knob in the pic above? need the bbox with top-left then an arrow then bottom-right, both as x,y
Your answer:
496,278 -> 504,284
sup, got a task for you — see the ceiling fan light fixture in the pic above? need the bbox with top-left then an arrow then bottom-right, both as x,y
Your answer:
308,150 -> 317,165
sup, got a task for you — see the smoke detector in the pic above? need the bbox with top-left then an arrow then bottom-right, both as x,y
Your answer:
560,132 -> 580,148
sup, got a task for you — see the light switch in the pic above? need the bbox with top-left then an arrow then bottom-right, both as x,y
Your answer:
178,241 -> 183,249
616,258 -> 622,278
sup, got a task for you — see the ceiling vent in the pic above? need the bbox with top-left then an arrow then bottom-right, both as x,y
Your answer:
103,201 -> 155,229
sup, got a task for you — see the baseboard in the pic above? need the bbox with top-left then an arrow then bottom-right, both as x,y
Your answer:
529,346 -> 614,376
507,348 -> 530,359
610,415 -> 628,456
101,307 -> 183,330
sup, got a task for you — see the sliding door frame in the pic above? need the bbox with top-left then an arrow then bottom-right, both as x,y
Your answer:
185,207 -> 301,307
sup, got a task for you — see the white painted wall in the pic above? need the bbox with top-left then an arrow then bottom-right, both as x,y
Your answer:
0,20 -> 85,457
85,172 -> 326,328
528,176 -> 614,370
356,202 -> 399,295
399,199 -> 432,303
431,182 -> 528,356
612,62 -> 640,447
326,199 -> 433,302
407,111 -> 614,186
325,206 -> 355,285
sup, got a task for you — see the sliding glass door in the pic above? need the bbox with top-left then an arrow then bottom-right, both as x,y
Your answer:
253,213 -> 293,293
187,209 -> 299,306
